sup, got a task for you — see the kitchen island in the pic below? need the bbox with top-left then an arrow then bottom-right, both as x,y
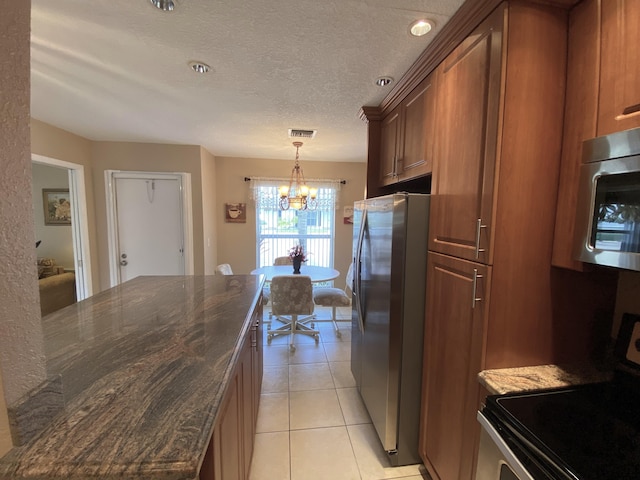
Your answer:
0,275 -> 264,480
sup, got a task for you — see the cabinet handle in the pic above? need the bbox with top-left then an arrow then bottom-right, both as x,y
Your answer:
621,103 -> 640,117
475,219 -> 487,259
472,268 -> 483,309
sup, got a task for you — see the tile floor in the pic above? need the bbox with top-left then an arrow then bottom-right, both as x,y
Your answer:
249,306 -> 427,480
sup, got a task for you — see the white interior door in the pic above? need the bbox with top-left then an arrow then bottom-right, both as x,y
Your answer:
114,176 -> 185,282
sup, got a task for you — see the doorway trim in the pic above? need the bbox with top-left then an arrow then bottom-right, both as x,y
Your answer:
31,154 -> 93,300
105,170 -> 194,287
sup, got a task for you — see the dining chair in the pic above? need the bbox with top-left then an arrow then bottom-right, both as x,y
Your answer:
214,263 -> 233,275
312,263 -> 353,337
273,256 -> 291,265
265,255 -> 294,317
268,275 -> 318,351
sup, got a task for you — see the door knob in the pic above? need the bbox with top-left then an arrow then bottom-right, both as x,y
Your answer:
120,260 -> 128,266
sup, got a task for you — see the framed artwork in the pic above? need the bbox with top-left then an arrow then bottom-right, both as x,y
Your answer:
343,206 -> 354,224
225,203 -> 246,223
43,189 -> 72,225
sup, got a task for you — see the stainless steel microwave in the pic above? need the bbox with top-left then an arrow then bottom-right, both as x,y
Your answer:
574,127 -> 640,271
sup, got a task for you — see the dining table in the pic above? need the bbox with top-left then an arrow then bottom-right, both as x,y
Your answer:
250,265 -> 340,283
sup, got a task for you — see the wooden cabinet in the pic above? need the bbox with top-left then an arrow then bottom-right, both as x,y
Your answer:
379,106 -> 402,185
551,0 -> 600,271
428,11 -> 502,264
420,252 -> 490,480
421,3 -> 570,480
378,73 -> 437,187
553,0 -> 640,269
598,0 -> 640,136
200,301 -> 263,480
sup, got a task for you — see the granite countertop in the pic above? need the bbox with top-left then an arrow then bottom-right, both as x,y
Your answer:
0,275 -> 263,480
479,363 -> 614,395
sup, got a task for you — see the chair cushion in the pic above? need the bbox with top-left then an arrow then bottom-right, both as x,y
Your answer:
270,275 -> 314,315
313,287 -> 350,307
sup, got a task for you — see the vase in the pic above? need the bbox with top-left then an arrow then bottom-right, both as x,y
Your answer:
292,257 -> 302,274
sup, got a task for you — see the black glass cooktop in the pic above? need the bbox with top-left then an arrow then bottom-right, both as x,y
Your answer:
485,378 -> 640,480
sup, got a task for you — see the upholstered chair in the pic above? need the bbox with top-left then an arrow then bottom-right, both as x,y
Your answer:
312,263 -> 353,337
214,263 -> 233,275
273,256 -> 291,265
264,256 -> 294,313
268,275 -> 317,351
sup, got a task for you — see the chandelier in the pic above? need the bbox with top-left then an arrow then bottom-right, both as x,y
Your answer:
279,142 -> 318,210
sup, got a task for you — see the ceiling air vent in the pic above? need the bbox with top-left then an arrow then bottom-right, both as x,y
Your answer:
288,129 -> 317,139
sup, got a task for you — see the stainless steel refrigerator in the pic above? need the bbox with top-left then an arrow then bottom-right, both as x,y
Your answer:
351,192 -> 429,466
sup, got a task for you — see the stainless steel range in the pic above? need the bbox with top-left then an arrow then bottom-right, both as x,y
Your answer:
476,313 -> 640,480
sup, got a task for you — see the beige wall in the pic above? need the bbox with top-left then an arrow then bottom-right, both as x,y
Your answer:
200,147 -> 219,274
90,142 -> 207,290
215,156 -> 366,286
0,0 -> 47,454
31,119 -> 100,291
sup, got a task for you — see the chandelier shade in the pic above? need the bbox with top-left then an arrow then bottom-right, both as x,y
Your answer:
279,142 -> 317,210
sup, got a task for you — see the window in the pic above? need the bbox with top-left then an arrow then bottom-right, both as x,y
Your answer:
250,179 -> 341,268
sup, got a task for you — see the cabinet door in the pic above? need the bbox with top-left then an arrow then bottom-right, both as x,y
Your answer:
380,106 -> 402,186
240,337 -> 254,479
419,252 -> 490,480
598,0 -> 640,136
429,9 -> 503,264
215,374 -> 242,480
398,72 -> 437,181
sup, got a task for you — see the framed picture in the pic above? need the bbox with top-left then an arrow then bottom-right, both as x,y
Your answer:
225,203 -> 246,223
43,189 -> 72,225
343,206 -> 354,224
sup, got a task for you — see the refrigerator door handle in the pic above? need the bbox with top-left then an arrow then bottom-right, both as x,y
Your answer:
354,208 -> 367,334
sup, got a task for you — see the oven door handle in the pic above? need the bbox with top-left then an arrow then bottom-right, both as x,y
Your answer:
477,412 -> 536,480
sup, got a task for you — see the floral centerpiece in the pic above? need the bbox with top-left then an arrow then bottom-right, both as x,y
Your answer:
289,244 -> 306,274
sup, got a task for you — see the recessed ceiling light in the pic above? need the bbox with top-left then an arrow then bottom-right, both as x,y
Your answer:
409,19 -> 433,37
375,76 -> 393,87
149,0 -> 175,12
189,61 -> 211,74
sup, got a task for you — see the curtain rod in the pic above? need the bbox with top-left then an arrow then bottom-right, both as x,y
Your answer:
244,176 -> 346,184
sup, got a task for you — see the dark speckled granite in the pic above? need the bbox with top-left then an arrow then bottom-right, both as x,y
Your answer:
0,275 -> 264,480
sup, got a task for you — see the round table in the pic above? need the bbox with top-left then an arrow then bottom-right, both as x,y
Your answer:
250,265 -> 340,283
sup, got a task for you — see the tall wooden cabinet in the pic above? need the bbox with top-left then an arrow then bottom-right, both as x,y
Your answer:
420,3 -> 569,480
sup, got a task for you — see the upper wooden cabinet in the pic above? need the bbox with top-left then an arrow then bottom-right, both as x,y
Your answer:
598,0 -> 640,136
428,12 -> 502,264
379,106 -> 402,186
553,0 -> 640,269
378,73 -> 437,187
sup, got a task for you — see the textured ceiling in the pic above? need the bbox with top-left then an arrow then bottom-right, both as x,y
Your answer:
31,0 -> 465,162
